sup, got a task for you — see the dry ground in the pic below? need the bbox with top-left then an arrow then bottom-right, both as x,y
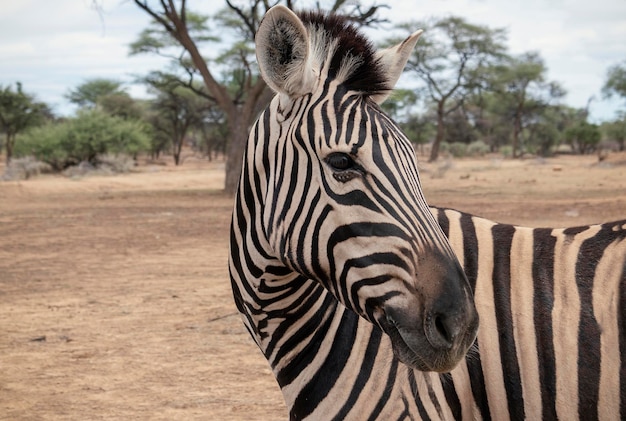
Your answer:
1,153 -> 625,420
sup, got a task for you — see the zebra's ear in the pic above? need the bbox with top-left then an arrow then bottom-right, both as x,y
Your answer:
371,30 -> 423,104
256,5 -> 316,97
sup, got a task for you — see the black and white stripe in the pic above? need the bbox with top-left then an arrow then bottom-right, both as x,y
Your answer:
433,207 -> 626,420
229,5 -> 625,420
230,6 -> 478,420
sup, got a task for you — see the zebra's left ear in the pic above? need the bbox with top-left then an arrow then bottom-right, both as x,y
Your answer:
371,30 -> 423,104
256,5 -> 316,97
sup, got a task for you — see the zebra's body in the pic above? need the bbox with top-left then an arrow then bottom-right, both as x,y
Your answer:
433,207 -> 626,420
228,5 -> 626,420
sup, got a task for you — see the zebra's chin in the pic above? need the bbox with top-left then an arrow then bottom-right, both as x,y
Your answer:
378,311 -> 471,373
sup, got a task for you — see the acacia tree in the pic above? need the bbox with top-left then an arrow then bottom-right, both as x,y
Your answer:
396,17 -> 507,161
143,72 -> 216,165
565,121 -> 601,154
602,61 -> 626,105
130,0 -> 388,194
67,78 -> 144,121
491,52 -> 565,157
603,113 -> 626,151
65,78 -> 126,109
0,83 -> 50,164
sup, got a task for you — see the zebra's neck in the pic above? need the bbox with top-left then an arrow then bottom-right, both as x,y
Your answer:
235,259 -> 474,420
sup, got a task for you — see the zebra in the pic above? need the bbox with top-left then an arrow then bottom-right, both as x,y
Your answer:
229,5 -> 478,419
228,5 -> 626,420
431,207 -> 626,420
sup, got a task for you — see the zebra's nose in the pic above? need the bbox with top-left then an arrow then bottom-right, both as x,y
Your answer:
422,268 -> 478,352
424,311 -> 461,350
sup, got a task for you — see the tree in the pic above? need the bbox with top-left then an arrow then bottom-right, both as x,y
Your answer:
143,72 -> 214,165
98,92 -> 146,121
444,108 -> 476,144
603,113 -> 626,151
565,121 -> 601,154
0,83 -> 51,164
66,78 -> 125,109
130,0 -> 388,194
602,61 -> 626,105
490,52 -> 565,157
130,1 -> 268,193
395,16 -> 507,161
524,105 -> 564,157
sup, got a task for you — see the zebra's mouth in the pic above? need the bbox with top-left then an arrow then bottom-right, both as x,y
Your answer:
379,312 -> 464,373
379,313 -> 434,372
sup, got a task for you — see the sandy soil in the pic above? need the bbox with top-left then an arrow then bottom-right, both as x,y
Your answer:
1,153 -> 625,420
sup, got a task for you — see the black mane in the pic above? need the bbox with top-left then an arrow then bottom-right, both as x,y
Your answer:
297,10 -> 388,96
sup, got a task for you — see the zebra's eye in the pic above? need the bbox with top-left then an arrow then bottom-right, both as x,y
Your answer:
325,153 -> 362,182
325,153 -> 355,171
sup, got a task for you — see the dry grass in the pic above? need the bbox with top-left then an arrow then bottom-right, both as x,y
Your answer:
0,153 -> 625,420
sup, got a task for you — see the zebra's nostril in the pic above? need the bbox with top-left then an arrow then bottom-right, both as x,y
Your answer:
434,315 -> 450,343
426,312 -> 460,350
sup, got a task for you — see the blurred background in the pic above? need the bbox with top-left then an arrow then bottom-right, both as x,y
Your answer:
1,0 -> 625,192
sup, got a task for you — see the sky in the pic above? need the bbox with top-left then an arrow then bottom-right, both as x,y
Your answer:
1,0 -> 625,122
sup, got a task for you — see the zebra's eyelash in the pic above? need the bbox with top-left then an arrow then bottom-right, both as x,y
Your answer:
324,152 -> 363,182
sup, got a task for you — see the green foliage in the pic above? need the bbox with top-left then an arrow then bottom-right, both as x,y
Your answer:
602,61 -> 626,102
489,52 -> 566,157
65,78 -> 125,109
499,145 -> 514,158
522,105 -> 572,157
444,110 -> 476,144
399,113 -> 435,145
0,82 -> 51,163
447,142 -> 468,157
601,114 -> 626,151
564,121 -> 601,154
390,15 -> 507,161
142,72 -> 217,165
98,92 -> 145,120
467,140 -> 490,156
16,110 -> 149,171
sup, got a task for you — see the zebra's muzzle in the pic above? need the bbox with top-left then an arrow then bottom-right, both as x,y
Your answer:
378,293 -> 478,373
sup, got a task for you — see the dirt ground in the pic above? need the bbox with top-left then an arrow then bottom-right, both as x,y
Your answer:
1,153 -> 625,420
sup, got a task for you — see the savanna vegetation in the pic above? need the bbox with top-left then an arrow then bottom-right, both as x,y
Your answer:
1,0 -> 625,192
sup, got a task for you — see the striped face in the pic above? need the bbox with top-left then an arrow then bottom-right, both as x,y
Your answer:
250,6 -> 478,372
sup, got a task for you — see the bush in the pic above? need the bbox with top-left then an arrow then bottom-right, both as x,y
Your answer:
467,140 -> 490,157
499,145 -> 514,158
16,110 -> 149,170
1,156 -> 51,181
448,142 -> 468,158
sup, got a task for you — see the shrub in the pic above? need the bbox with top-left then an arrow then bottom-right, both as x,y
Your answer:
448,142 -> 468,158
1,156 -> 51,181
467,140 -> 490,157
499,145 -> 514,158
438,142 -> 450,155
16,110 -> 149,170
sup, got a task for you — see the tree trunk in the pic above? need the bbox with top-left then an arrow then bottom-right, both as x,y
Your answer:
429,102 -> 446,162
223,85 -> 273,196
5,133 -> 14,165
173,143 -> 181,165
512,113 -> 522,158
224,112 -> 250,195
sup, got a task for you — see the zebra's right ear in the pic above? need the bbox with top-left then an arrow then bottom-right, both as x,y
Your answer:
256,5 -> 316,97
372,30 -> 423,104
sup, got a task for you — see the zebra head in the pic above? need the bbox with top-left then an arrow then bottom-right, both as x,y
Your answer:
250,6 -> 478,372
